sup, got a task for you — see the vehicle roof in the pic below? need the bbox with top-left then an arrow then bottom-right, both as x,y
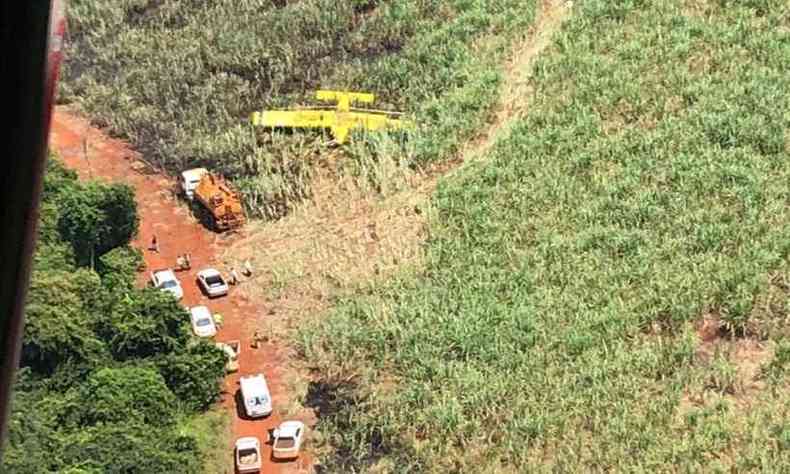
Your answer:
153,269 -> 177,280
240,374 -> 269,392
235,437 -> 259,449
181,168 -> 208,181
197,268 -> 222,278
277,421 -> 305,437
190,306 -> 211,318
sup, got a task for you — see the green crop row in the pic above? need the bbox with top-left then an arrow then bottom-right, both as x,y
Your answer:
301,0 -> 790,471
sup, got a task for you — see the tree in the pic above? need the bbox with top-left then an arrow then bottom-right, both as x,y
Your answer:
157,341 -> 227,411
0,376 -> 64,474
41,156 -> 78,201
21,269 -> 107,374
96,184 -> 139,255
58,422 -> 200,474
97,245 -> 144,292
57,181 -> 139,267
98,288 -> 190,361
66,366 -> 177,426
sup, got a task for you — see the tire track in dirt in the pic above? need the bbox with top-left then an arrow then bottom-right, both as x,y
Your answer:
49,109 -> 311,474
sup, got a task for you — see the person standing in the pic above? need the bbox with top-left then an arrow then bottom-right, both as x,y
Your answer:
243,259 -> 253,277
229,267 -> 240,285
150,235 -> 159,253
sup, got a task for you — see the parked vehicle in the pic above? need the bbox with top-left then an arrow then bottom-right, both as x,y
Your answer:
272,420 -> 306,460
235,437 -> 261,473
196,268 -> 229,297
178,167 -> 208,200
150,269 -> 183,300
215,340 -> 240,373
239,374 -> 272,418
183,169 -> 246,231
189,306 -> 217,338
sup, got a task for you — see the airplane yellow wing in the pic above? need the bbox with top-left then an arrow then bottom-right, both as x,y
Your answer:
250,110 -> 330,129
251,91 -> 412,143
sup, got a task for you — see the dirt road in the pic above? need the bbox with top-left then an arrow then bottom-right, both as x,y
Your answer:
49,108 -> 311,474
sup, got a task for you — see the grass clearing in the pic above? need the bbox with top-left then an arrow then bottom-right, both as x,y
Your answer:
301,0 -> 790,471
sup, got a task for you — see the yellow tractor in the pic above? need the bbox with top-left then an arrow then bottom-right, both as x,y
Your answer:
250,90 -> 410,144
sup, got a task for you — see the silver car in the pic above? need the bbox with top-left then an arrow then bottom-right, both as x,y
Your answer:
196,268 -> 229,298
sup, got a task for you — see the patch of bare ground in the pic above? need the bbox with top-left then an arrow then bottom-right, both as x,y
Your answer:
678,312 -> 774,417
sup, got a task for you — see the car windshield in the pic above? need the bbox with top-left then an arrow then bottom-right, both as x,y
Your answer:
196,318 -> 211,327
205,275 -> 223,285
162,280 -> 178,289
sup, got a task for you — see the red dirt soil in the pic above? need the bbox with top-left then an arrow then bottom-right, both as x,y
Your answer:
49,108 -> 312,474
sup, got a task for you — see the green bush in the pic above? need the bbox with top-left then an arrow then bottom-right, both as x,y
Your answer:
57,181 -> 139,266
97,245 -> 144,291
98,288 -> 191,361
21,268 -> 106,373
4,155 -> 214,472
58,422 -> 200,474
67,366 -> 177,426
157,342 -> 227,411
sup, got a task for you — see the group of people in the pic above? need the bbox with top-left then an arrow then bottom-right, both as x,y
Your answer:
149,234 -> 252,282
175,253 -> 192,270
228,259 -> 253,285
149,234 -> 263,348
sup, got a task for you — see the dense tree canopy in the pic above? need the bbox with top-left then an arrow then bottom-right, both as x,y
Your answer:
2,157 -> 225,473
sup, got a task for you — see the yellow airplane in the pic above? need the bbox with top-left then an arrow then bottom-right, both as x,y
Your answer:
250,90 -> 410,144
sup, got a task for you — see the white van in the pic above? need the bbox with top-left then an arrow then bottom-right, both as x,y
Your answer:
178,167 -> 208,200
239,374 -> 272,418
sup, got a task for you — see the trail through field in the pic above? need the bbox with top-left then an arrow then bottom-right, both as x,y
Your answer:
49,110 -> 310,474
224,0 -> 570,454
453,0 -> 570,174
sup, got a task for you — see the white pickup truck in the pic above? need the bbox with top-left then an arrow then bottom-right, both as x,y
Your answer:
235,437 -> 261,473
272,421 -> 306,460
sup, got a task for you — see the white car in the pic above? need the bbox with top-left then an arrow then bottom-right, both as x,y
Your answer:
272,420 -> 306,460
150,269 -> 183,300
189,306 -> 217,338
235,437 -> 261,473
196,268 -> 229,298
